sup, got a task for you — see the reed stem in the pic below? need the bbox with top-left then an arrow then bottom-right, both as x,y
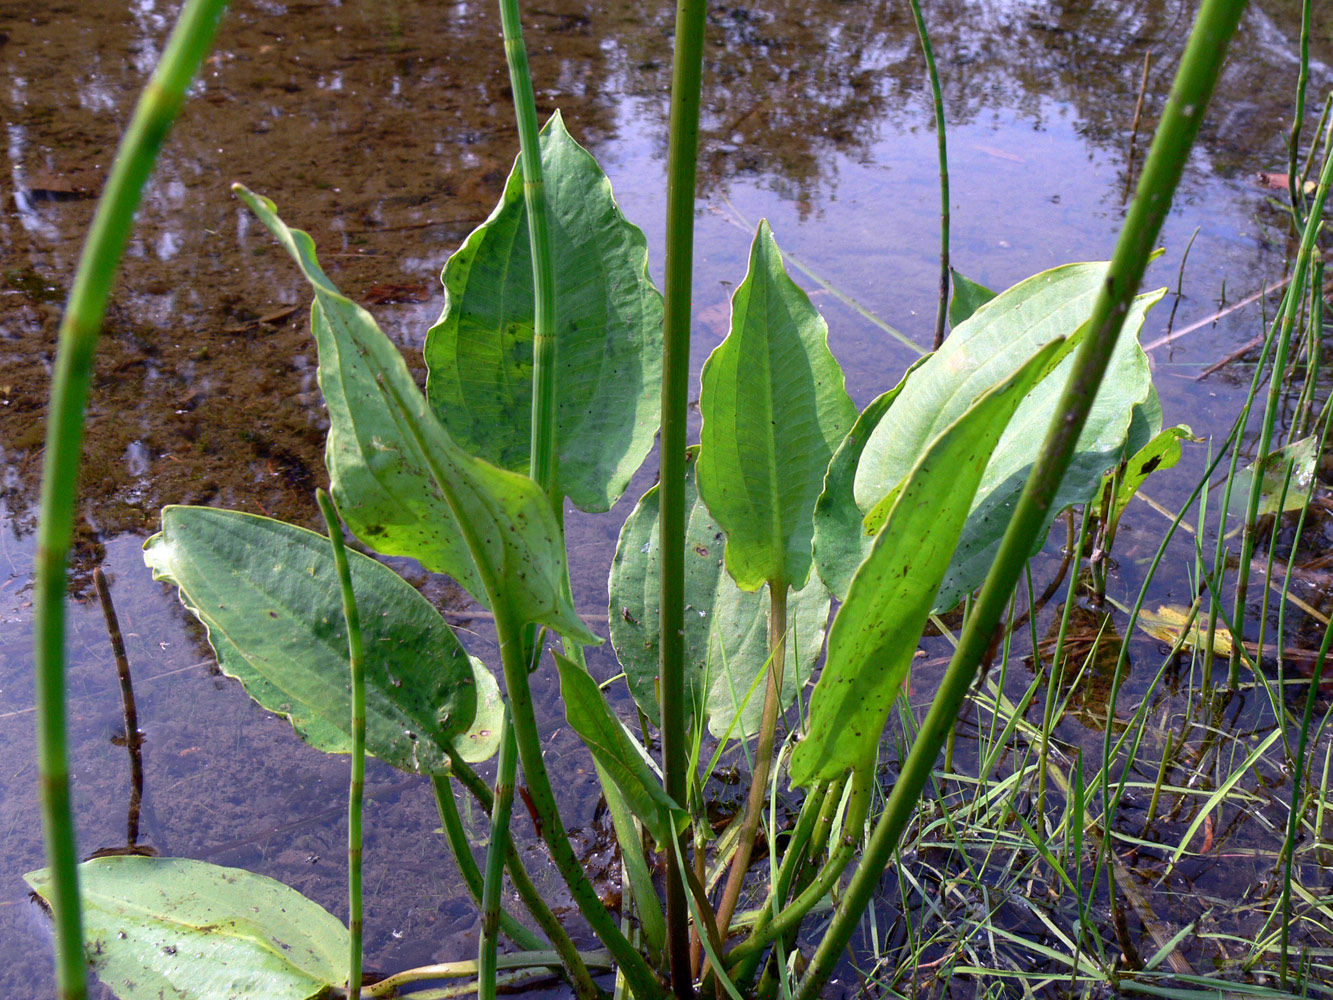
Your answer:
32,3 -> 226,995
661,0 -> 708,994
793,2 -> 1246,995
906,0 -> 950,350
316,489 -> 365,1000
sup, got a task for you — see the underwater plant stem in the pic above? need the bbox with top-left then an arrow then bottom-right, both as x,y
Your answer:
93,568 -> 143,848
715,585 -> 788,941
429,775 -> 550,954
906,0 -> 950,350
498,0 -> 558,496
792,3 -> 1246,997
1229,145 -> 1333,687
316,489 -> 365,1000
1287,0 -> 1312,231
362,950 -> 616,998
661,0 -> 708,995
31,2 -> 227,996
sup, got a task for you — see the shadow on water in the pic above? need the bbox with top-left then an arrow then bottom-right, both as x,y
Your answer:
1,0 -> 1331,993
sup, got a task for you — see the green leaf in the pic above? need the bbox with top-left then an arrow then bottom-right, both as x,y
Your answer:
1100,424 -> 1194,539
1225,435 -> 1319,524
144,506 -> 478,775
233,186 -> 596,646
811,355 -> 931,600
791,337 -> 1069,786
425,112 -> 663,513
608,448 -> 830,739
948,267 -> 996,328
26,856 -> 346,1000
553,652 -> 684,847
697,220 -> 856,591
852,261 -> 1163,611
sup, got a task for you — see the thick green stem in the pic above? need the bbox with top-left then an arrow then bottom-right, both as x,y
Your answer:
715,584 -> 788,940
906,0 -> 950,350
793,4 -> 1246,996
661,0 -> 708,995
31,3 -> 227,997
316,490 -> 365,1000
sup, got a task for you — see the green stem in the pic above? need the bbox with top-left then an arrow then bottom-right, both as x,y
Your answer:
479,711 -> 517,1000
316,490 -> 365,1000
793,3 -> 1246,996
726,770 -> 870,989
1287,0 -> 1312,231
1229,143 -> 1333,687
715,584 -> 788,940
497,0 -> 558,497
906,0 -> 950,350
491,604 -> 662,999
661,0 -> 708,995
32,3 -> 227,997
429,774 -> 549,953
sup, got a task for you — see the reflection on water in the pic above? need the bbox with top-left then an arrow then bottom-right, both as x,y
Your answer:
0,0 -> 1329,993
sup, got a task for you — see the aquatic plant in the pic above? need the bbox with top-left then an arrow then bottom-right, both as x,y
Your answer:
27,0 -> 1259,998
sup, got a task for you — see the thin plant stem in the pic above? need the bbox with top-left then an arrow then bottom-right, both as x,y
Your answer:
1230,145 -> 1333,687
715,584 -> 788,940
362,950 -> 616,998
661,0 -> 708,995
1287,0 -> 1312,231
428,774 -> 549,953
905,0 -> 949,349
478,710 -> 516,1000
497,0 -> 558,498
316,489 -> 365,1000
31,3 -> 227,996
792,4 -> 1246,996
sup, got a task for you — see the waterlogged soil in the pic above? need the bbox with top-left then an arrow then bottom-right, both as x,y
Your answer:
3,0 -> 1333,996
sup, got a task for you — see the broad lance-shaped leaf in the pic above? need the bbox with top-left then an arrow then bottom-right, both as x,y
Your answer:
791,336 -> 1068,786
697,220 -> 856,591
26,856 -> 347,1000
811,354 -> 930,600
815,261 -> 1162,609
425,111 -> 663,513
609,448 -> 830,739
554,652 -> 685,847
233,186 -> 596,646
144,505 -> 498,771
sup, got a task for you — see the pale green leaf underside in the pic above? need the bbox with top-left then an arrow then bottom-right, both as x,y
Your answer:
697,220 -> 856,591
609,449 -> 829,740
144,506 -> 480,774
791,337 -> 1069,786
425,112 -> 663,513
26,856 -> 346,1000
233,186 -> 596,646
1227,434 -> 1319,522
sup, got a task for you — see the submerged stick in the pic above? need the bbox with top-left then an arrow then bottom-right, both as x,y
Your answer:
93,568 -> 143,849
1122,49 -> 1153,205
31,3 -> 227,996
316,489 -> 365,1000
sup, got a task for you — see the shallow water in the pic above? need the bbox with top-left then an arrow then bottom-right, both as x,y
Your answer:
2,0 -> 1331,994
